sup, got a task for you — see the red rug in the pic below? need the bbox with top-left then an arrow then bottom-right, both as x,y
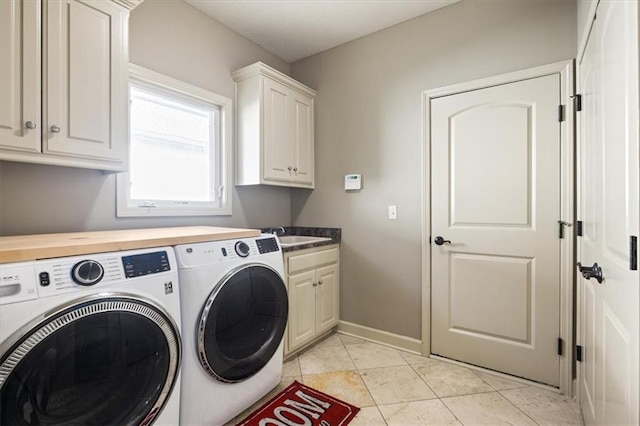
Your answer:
237,380 -> 361,426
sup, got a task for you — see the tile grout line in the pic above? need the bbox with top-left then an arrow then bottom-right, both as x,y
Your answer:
407,359 -> 471,426
497,389 -> 542,426
340,335 -> 389,425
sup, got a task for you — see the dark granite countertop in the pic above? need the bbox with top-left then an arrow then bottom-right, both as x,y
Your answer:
260,227 -> 341,253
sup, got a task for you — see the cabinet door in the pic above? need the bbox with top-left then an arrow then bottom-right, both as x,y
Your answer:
44,0 -> 127,166
290,91 -> 314,186
263,78 -> 292,182
315,264 -> 339,335
288,270 -> 316,351
0,0 -> 41,153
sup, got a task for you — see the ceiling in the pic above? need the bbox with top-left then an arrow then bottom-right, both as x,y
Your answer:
185,0 -> 461,63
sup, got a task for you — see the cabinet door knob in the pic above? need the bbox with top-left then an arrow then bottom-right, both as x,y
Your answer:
287,166 -> 292,171
293,167 -> 298,172
51,125 -> 61,133
312,282 -> 318,287
318,280 -> 323,285
25,121 -> 37,129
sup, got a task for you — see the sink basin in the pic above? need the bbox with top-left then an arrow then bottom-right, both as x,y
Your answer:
278,235 -> 332,248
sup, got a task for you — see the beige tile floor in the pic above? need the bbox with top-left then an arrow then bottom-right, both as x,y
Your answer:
230,333 -> 584,425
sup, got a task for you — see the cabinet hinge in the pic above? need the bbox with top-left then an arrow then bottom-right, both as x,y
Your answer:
558,105 -> 565,122
576,345 -> 583,362
557,337 -> 563,356
577,221 -> 583,237
631,236 -> 638,271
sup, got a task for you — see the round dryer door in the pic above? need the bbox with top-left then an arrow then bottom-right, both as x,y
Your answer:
0,294 -> 181,426
198,263 -> 288,383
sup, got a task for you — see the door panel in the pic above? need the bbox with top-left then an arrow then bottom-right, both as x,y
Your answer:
316,264 -> 338,334
0,0 -> 40,153
288,270 -> 316,351
431,74 -> 561,386
45,0 -> 126,162
450,104 -> 531,226
449,254 -> 532,343
263,78 -> 291,182
291,92 -> 313,185
578,1 -> 639,424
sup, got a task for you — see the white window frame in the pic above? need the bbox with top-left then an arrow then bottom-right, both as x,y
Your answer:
117,64 -> 232,217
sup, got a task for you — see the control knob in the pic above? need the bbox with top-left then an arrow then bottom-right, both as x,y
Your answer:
71,260 -> 104,286
235,241 -> 250,258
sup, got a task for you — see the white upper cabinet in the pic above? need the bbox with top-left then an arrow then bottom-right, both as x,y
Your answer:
0,0 -> 141,172
0,0 -> 41,154
233,62 -> 316,188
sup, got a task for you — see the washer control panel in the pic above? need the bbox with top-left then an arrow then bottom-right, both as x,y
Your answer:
0,263 -> 38,305
71,260 -> 105,286
234,241 -> 251,258
256,237 -> 279,254
33,248 -> 175,298
122,251 -> 170,278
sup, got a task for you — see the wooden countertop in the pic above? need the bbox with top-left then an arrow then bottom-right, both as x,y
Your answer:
0,226 -> 261,264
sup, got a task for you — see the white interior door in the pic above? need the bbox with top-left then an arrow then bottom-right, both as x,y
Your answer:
578,1 -> 639,424
431,74 -> 562,386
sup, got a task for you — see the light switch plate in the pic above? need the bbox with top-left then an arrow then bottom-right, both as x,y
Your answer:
388,205 -> 397,220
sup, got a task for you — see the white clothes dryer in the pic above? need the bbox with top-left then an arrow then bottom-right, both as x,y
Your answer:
175,235 -> 288,426
0,247 -> 182,426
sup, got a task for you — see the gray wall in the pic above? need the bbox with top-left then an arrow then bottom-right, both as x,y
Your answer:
290,0 -> 577,339
0,0 -> 291,236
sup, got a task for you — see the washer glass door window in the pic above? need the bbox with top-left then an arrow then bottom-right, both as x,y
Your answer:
199,264 -> 288,382
0,297 -> 181,426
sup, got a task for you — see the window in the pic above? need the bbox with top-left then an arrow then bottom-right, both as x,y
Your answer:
117,65 -> 232,217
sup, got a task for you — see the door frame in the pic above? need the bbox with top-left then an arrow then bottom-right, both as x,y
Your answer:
421,60 -> 575,395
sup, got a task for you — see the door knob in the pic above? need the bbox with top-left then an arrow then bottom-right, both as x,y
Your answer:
25,121 -> 36,129
51,125 -> 61,133
577,262 -> 604,284
434,236 -> 451,246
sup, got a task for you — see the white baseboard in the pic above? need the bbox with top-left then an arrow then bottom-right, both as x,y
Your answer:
337,320 -> 422,354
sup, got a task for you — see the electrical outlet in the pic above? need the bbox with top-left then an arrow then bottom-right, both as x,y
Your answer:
388,205 -> 397,220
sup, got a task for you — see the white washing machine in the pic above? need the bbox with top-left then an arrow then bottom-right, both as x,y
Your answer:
175,235 -> 288,426
0,247 -> 182,426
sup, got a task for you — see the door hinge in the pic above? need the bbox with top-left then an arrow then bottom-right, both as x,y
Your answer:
571,94 -> 582,112
577,220 -> 583,237
631,236 -> 638,271
558,105 -> 565,122
576,345 -> 583,362
557,337 -> 564,356
558,220 -> 572,239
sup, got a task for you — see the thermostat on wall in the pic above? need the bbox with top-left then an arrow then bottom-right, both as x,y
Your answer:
345,174 -> 362,191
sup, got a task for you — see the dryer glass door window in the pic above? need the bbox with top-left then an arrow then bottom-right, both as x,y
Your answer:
0,297 -> 181,426
200,264 -> 288,382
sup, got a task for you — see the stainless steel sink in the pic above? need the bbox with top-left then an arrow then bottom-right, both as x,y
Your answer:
278,235 -> 332,248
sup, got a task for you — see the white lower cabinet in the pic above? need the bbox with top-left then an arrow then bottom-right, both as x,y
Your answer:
285,245 -> 339,355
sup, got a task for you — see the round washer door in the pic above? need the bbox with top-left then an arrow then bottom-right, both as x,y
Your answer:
0,294 -> 181,426
198,263 -> 288,383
